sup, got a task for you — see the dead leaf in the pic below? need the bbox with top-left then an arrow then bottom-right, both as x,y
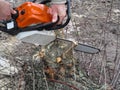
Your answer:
56,57 -> 62,63
59,66 -> 66,76
44,66 -> 55,79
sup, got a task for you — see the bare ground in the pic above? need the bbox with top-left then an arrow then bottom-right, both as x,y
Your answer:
0,0 -> 120,90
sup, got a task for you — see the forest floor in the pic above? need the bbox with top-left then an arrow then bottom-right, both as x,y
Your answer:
0,0 -> 120,90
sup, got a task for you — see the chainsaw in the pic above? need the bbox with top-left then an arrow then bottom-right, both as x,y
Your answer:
0,0 -> 100,54
0,0 -> 71,35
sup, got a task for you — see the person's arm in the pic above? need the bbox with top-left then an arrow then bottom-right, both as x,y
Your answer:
0,0 -> 16,20
50,0 -> 67,24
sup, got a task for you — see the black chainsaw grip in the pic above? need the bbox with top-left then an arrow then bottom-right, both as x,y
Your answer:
40,0 -> 51,4
29,0 -> 36,2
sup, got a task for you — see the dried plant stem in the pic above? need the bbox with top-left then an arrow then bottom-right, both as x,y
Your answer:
111,2 -> 120,88
43,65 -> 49,90
47,79 -> 80,90
111,65 -> 120,88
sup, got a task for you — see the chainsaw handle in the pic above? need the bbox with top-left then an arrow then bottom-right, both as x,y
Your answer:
29,0 -> 36,2
40,0 -> 71,30
11,9 -> 19,20
40,0 -> 51,4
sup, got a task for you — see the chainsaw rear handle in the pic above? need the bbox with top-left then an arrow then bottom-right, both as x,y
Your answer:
0,0 -> 71,35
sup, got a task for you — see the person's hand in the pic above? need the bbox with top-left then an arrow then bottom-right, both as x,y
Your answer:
0,0 -> 16,20
50,4 -> 66,24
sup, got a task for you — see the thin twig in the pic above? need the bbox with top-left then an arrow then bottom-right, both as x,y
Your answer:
42,62 -> 49,90
47,79 -> 80,90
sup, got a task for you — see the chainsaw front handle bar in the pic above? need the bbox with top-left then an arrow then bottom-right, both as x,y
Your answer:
0,0 -> 71,35
46,0 -> 71,30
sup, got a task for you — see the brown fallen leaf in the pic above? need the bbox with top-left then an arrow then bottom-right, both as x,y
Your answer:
56,57 -> 62,63
44,66 -> 55,79
59,66 -> 66,76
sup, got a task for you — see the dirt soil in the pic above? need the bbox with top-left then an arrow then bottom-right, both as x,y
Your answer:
0,0 -> 120,90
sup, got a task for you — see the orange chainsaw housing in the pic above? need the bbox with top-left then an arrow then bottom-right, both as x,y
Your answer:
16,2 -> 52,28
